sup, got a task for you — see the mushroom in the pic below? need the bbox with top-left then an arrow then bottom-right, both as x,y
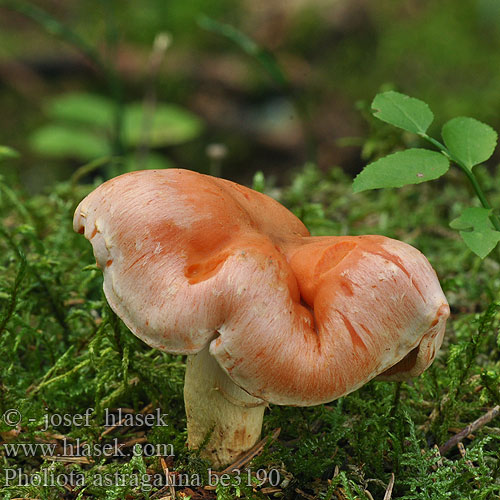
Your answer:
73,169 -> 449,468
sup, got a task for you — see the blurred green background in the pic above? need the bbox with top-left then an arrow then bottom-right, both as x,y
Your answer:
1,0 -> 500,191
2,3 -> 500,499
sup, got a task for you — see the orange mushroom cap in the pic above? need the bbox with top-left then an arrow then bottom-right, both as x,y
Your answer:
74,169 -> 449,406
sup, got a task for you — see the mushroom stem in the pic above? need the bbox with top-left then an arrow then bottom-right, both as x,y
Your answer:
184,345 -> 266,469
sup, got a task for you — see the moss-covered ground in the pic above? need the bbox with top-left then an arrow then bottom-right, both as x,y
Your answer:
1,162 -> 499,499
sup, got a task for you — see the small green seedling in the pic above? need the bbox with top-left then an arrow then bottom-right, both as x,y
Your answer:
29,92 -> 203,170
353,91 -> 500,258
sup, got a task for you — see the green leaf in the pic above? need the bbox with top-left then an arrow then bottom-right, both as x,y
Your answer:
123,103 -> 203,148
371,91 -> 434,135
45,92 -> 115,129
442,117 -> 498,170
0,146 -> 19,160
29,125 -> 110,161
450,207 -> 500,258
353,149 -> 449,193
44,93 -> 203,148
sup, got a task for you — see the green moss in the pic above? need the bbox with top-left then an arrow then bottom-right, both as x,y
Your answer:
1,165 -> 499,499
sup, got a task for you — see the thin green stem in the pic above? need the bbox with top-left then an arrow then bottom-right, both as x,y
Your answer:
0,0 -> 105,72
2,0 -> 124,179
421,133 -> 500,231
102,0 -> 125,177
70,156 -> 114,187
198,15 -> 317,164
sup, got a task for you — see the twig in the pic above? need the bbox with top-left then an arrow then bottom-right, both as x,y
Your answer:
118,436 -> 147,450
439,405 -> 500,455
140,402 -> 154,414
294,488 -> 316,500
150,459 -> 189,499
161,459 -> 176,499
260,487 -> 282,494
431,444 -> 443,469
100,411 -> 128,438
149,485 -> 171,500
115,402 -> 155,435
458,442 -> 475,468
383,473 -> 395,500
101,417 -> 127,437
42,455 -> 93,464
204,428 -> 281,490
217,428 -> 280,474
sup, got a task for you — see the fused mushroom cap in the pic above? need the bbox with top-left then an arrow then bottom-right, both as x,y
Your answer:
74,169 -> 449,406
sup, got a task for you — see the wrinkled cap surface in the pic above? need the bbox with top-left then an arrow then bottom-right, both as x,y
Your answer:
74,169 -> 449,405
